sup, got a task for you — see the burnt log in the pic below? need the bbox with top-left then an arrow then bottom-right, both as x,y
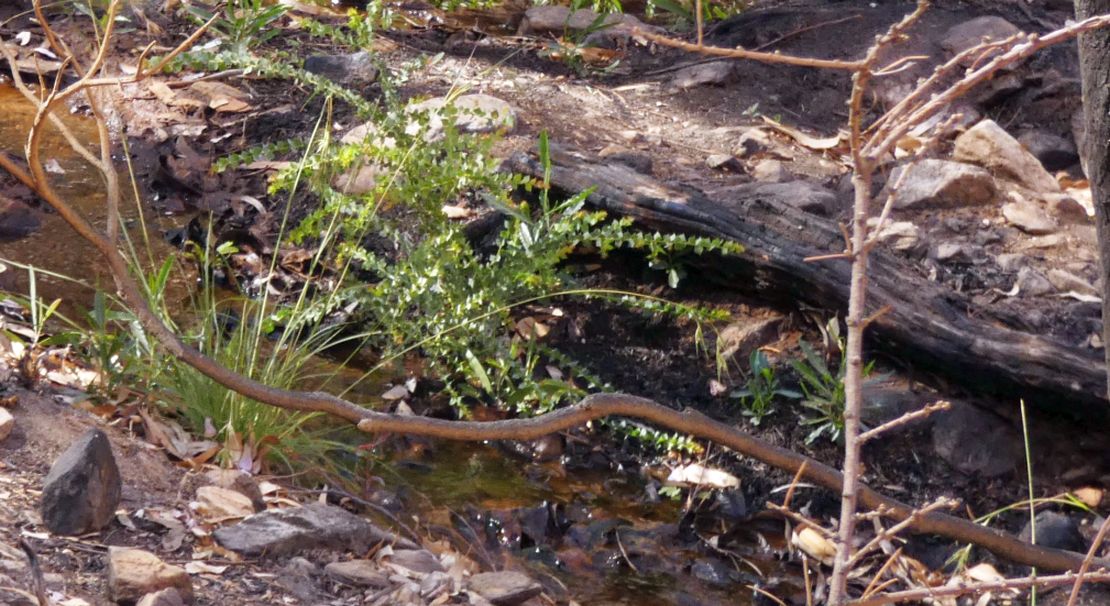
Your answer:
506,146 -> 1107,419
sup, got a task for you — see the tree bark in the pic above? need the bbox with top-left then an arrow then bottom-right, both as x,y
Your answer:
1076,0 -> 1110,402
506,146 -> 1109,418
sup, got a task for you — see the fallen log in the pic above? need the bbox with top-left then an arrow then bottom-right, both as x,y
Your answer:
506,146 -> 1108,418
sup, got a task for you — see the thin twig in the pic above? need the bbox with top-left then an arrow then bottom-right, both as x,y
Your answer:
1066,514 -> 1110,606
850,571 -> 1110,606
859,401 -> 951,443
632,27 -> 863,71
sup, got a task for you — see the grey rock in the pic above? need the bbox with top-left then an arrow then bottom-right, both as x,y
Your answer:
303,51 -> 379,88
940,17 -> 1022,57
750,159 -> 791,183
1002,199 -> 1058,235
1018,511 -> 1085,553
385,549 -> 444,575
41,428 -> 121,535
214,502 -> 416,557
1018,130 -> 1078,171
408,94 -> 516,138
930,242 -> 980,264
671,61 -> 735,90
889,159 -> 999,210
325,559 -> 390,587
869,220 -> 923,254
1046,268 -> 1098,296
931,401 -> 1019,478
0,197 -> 41,239
751,181 -> 836,216
136,588 -> 187,606
1016,267 -> 1054,297
468,571 -> 543,605
203,468 -> 264,512
598,145 -> 652,174
705,153 -> 742,171
860,382 -> 927,428
954,120 -> 1061,194
995,253 -> 1028,272
733,128 -> 771,157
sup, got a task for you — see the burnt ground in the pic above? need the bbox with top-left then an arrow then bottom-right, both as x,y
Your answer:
1,0 -> 1109,604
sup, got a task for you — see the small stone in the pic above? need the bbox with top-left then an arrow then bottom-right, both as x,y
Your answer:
750,159 -> 790,183
332,164 -> 389,196
888,159 -> 998,210
202,468 -> 264,511
1002,199 -> 1058,235
931,401 -> 1019,478
1018,511 -> 1085,553
325,560 -> 390,587
0,407 -> 13,441
954,120 -> 1061,194
41,428 -> 122,535
1046,269 -> 1098,296
1015,267 -> 1053,297
941,17 -> 1022,57
733,128 -> 771,157
0,196 -> 41,239
931,242 -> 978,264
408,94 -> 516,138
1017,130 -> 1078,171
869,220 -> 923,253
136,588 -> 187,606
598,145 -> 652,174
468,571 -> 542,606
214,502 -> 416,557
194,485 -> 256,520
303,51 -> 379,88
705,154 -> 742,171
995,253 -> 1028,272
108,547 -> 193,604
384,549 -> 444,576
749,181 -> 837,215
671,61 -> 735,90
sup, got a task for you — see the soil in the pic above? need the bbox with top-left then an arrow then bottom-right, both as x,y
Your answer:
0,0 -> 1109,605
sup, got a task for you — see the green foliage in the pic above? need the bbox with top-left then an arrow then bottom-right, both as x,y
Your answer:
184,0 -> 288,54
790,339 -> 876,444
213,138 -> 307,174
730,349 -> 800,426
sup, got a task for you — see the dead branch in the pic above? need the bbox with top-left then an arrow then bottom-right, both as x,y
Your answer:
1067,515 -> 1110,606
850,571 -> 1110,606
631,27 -> 863,71
858,401 -> 951,443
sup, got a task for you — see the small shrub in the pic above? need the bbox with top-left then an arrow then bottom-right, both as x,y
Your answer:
731,349 -> 800,425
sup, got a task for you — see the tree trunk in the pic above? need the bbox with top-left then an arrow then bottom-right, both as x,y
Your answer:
1076,0 -> 1110,402
507,146 -> 1109,418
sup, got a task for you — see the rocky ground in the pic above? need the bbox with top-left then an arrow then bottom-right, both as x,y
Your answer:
1,0 -> 1110,605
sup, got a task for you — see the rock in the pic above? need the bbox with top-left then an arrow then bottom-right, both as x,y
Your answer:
332,164 -> 389,196
716,316 -> 782,361
214,502 -> 416,557
1015,267 -> 1053,297
108,547 -> 193,604
41,428 -> 121,535
420,571 -> 453,600
690,559 -> 733,588
598,145 -> 652,174
136,588 -> 187,606
324,560 -> 390,588
384,549 -> 444,576
860,381 -> 926,427
408,94 -> 516,139
705,153 -> 742,171
888,159 -> 998,210
194,485 -> 256,520
733,128 -> 771,157
468,571 -> 542,605
1046,269 -> 1098,296
671,61 -> 734,90
930,242 -> 980,264
1001,199 -> 1058,235
0,197 -> 41,240
303,51 -> 379,88
1044,193 -> 1089,224
0,407 -> 12,441
203,468 -> 264,511
931,401 -> 1019,478
954,120 -> 1061,194
995,253 -> 1028,272
1017,130 -> 1078,171
750,158 -> 791,182
940,17 -> 1022,57
749,181 -> 837,216
869,220 -> 923,254
1018,511 -> 1085,553
519,6 -> 656,41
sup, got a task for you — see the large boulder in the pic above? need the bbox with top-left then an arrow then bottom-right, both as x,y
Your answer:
41,428 -> 122,535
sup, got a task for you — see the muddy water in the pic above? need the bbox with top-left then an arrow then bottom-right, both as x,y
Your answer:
0,84 -> 182,317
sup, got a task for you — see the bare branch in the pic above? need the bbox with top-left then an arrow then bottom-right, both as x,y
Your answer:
850,571 -> 1110,606
858,400 -> 951,443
